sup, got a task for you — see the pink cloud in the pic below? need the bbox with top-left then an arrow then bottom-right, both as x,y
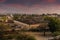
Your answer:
0,0 -> 6,2
32,4 -> 41,8
47,0 -> 56,3
6,4 -> 26,8
42,0 -> 56,3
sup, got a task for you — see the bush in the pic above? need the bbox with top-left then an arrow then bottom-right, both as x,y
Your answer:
16,34 -> 36,40
0,33 -> 36,40
29,28 -> 40,32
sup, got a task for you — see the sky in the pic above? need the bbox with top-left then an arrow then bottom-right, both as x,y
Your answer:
0,0 -> 60,14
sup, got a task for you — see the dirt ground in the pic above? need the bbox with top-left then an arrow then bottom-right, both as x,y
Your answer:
25,32 -> 52,40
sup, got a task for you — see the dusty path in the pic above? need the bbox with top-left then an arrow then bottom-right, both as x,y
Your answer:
25,32 -> 51,40
34,35 -> 48,40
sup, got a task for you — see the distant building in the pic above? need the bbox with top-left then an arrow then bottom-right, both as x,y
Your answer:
46,14 -> 58,17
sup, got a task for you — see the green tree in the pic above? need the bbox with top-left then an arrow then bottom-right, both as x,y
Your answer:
44,16 -> 60,36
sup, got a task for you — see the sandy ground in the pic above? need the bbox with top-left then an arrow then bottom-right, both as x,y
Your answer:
25,32 -> 52,40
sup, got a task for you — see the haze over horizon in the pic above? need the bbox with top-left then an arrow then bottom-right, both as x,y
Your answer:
0,0 -> 60,14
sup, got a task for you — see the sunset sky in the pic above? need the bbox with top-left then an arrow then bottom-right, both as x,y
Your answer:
0,0 -> 60,14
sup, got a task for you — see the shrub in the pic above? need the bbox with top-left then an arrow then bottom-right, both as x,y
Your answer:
0,33 -> 36,40
16,34 -> 36,40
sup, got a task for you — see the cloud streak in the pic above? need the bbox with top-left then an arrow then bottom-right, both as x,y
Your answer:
0,4 -> 60,14
0,0 -> 6,2
0,0 -> 60,14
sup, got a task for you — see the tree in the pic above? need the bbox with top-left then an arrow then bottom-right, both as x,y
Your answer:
44,16 -> 60,36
